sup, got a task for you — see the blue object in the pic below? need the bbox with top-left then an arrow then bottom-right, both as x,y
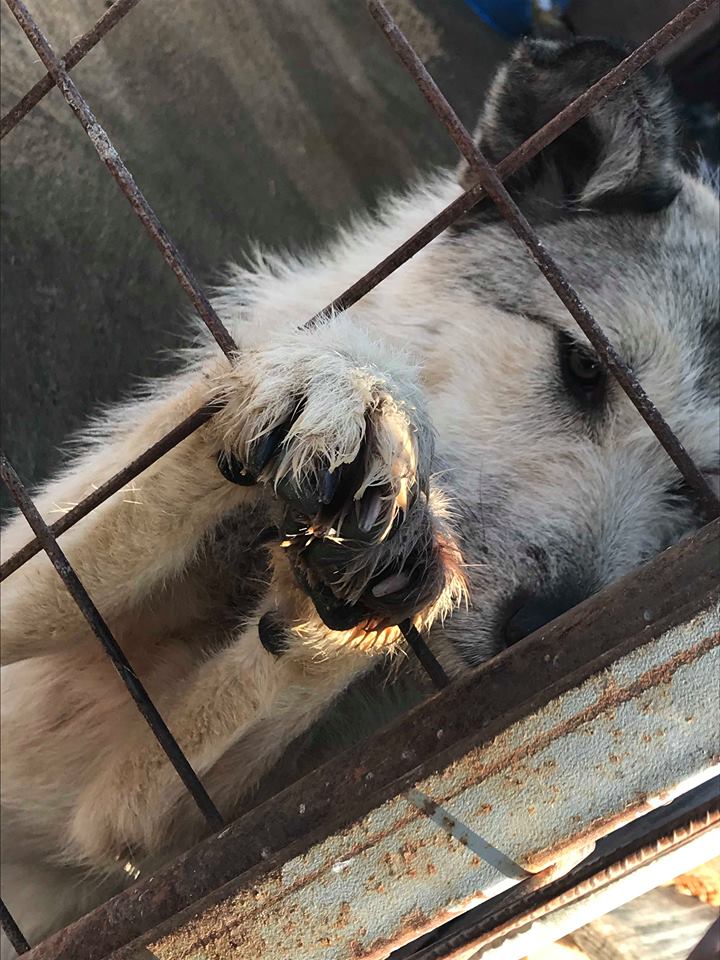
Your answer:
464,0 -> 570,38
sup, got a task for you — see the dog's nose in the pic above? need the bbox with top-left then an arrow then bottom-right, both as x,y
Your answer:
503,584 -> 589,647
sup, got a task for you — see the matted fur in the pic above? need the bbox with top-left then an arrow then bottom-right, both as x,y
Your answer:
1,38 -> 718,953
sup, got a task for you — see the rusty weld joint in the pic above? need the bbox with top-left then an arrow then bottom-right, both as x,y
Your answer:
1,0 -> 142,139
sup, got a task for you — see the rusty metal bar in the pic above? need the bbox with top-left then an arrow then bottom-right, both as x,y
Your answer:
0,402 -> 219,581
0,431 -> 443,691
3,0 -> 713,579
405,791 -> 720,960
21,520 -> 719,960
368,0 -> 720,524
0,0 -> 141,140
111,596 -> 720,959
1,1 -> 443,687
307,0 -> 718,325
1,1 -> 717,954
402,620 -> 449,688
0,898 -> 29,955
4,0 -> 238,359
0,454 -> 224,833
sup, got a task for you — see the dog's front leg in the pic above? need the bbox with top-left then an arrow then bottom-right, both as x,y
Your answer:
65,606 -> 373,869
0,359 -> 265,666
62,314 -> 465,868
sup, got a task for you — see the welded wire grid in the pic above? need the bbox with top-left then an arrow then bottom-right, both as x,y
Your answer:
1,0 -> 718,951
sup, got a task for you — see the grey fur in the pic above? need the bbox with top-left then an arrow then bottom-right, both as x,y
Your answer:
458,38 -> 681,219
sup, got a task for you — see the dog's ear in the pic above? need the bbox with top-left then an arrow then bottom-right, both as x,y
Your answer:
458,38 -> 681,218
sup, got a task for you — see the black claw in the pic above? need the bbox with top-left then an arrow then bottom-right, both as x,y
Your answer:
289,550 -> 370,631
281,511 -> 311,539
358,494 -> 382,533
217,451 -> 257,486
335,483 -> 394,543
319,468 -> 340,505
276,474 -> 323,517
363,546 -> 442,626
301,536 -> 354,576
358,484 -> 392,535
276,465 -> 343,519
248,420 -> 292,477
258,611 -> 290,656
310,592 -> 370,631
253,526 -> 281,547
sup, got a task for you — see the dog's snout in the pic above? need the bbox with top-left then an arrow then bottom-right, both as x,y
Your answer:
503,584 -> 589,647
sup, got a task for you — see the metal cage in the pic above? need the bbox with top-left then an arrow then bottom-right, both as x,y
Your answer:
1,1 -> 718,956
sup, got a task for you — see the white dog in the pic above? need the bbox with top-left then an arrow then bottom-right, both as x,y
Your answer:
1,38 -> 718,952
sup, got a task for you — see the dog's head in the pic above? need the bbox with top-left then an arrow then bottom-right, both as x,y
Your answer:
436,38 -> 719,664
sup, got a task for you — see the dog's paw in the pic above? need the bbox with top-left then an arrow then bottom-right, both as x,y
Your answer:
212,322 -> 462,634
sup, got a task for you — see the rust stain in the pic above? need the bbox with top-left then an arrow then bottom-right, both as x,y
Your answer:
441,631 -> 719,800
335,902 -> 351,929
522,791 -> 657,872
148,628 -> 719,956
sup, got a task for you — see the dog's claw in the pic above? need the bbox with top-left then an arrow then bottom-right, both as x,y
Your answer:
250,421 -> 292,477
302,536 -> 353,576
218,416 -> 293,486
335,484 -> 394,543
241,389 -> 435,630
217,452 -> 257,486
372,571 -> 412,598
319,468 -> 340,506
276,474 -> 323,517
307,587 -> 370,631
290,557 -> 370,630
258,611 -> 289,656
358,489 -> 385,534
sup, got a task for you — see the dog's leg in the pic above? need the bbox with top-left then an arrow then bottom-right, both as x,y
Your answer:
0,361 -> 261,666
4,315 -> 464,887
1,314 -> 461,666
54,315 -> 464,869
65,604 -> 373,868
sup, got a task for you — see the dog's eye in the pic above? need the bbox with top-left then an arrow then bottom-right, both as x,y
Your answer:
567,348 -> 601,383
559,332 -> 606,406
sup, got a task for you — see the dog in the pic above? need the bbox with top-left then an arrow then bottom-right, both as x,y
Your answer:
1,37 -> 718,953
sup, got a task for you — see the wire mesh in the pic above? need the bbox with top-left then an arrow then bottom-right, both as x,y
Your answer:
0,0 -> 717,951
0,0 -> 142,140
0,455 -> 225,832
2,0 -> 716,583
